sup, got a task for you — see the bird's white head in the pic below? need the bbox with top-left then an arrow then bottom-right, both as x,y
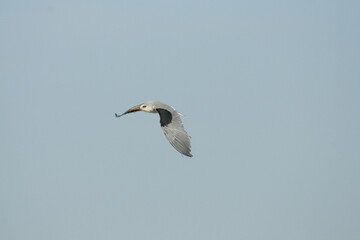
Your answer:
140,103 -> 157,113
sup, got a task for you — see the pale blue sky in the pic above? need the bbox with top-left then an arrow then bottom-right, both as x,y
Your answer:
1,1 -> 360,240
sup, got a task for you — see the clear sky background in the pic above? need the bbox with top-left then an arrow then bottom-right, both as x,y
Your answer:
1,1 -> 359,239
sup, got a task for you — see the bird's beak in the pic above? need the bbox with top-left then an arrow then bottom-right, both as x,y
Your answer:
115,105 -> 141,118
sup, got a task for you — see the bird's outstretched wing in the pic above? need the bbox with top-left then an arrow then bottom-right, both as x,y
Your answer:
156,108 -> 192,157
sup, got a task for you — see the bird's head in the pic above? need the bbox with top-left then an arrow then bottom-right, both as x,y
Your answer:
115,102 -> 158,118
140,103 -> 157,113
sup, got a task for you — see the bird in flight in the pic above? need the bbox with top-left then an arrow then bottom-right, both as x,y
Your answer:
115,101 -> 193,157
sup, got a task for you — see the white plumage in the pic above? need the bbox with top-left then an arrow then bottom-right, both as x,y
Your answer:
115,101 -> 193,157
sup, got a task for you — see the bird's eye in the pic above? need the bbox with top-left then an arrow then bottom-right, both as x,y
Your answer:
142,105 -> 147,108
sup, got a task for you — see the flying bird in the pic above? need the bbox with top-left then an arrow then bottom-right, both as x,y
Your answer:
115,101 -> 193,157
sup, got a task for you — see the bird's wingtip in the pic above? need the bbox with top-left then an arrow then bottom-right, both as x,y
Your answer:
178,111 -> 186,117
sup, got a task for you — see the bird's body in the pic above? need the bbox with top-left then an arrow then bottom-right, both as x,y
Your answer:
115,101 -> 192,157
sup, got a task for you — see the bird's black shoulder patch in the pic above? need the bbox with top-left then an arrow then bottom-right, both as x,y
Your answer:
156,108 -> 173,127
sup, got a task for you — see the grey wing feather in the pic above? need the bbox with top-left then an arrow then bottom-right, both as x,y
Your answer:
157,108 -> 192,157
